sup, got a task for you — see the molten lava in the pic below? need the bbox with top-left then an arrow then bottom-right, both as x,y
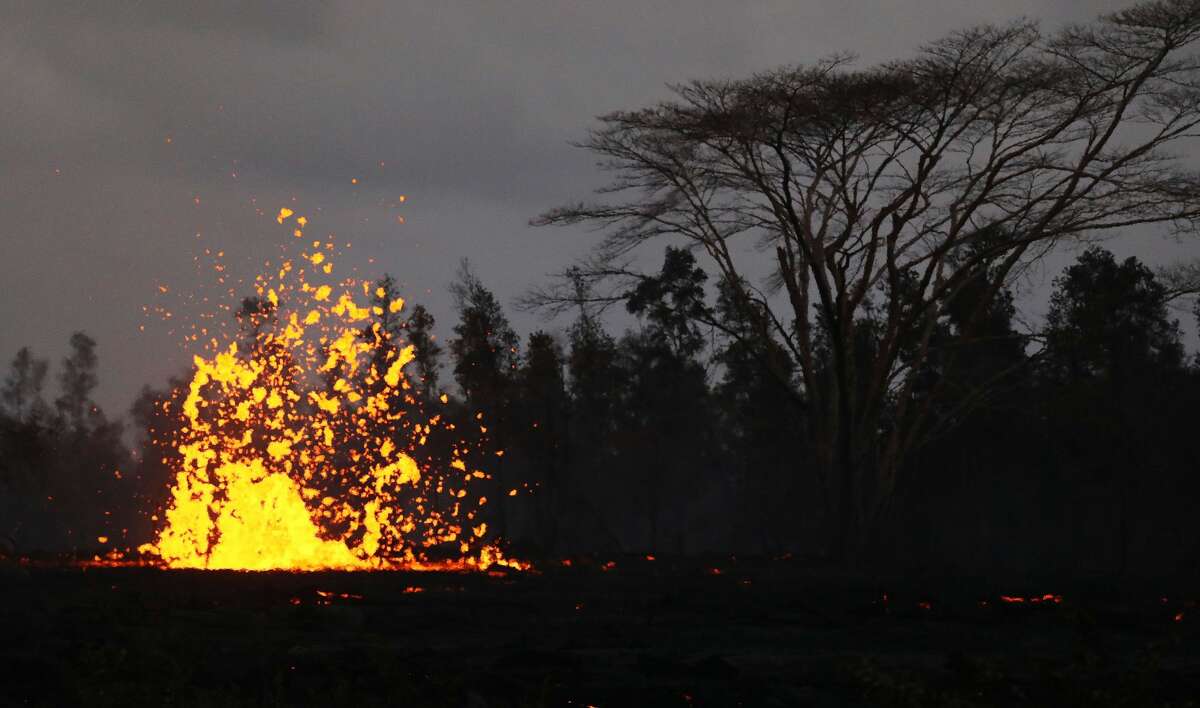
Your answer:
136,209 -> 525,572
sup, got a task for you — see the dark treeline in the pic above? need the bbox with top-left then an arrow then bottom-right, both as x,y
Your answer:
0,333 -> 128,552
446,245 -> 1200,577
2,245 -> 1198,579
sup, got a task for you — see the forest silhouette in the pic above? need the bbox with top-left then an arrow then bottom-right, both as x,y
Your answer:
2,244 -> 1197,580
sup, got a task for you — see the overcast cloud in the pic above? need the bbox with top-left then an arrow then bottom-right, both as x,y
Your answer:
4,0 -> 1196,417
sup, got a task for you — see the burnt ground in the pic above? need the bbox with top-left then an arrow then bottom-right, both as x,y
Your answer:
0,556 -> 1197,707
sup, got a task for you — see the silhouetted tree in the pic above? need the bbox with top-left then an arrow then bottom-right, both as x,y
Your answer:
566,313 -> 621,440
513,331 -> 568,549
616,247 -> 717,552
890,256 -> 1033,569
0,347 -> 52,508
535,0 -> 1200,558
556,300 -> 625,551
625,247 -> 710,359
449,259 -> 520,535
55,332 -> 99,432
889,229 -> 1030,454
1,347 -> 49,422
450,260 -> 519,406
403,303 -> 443,401
0,333 -> 130,552
1041,246 -> 1185,574
713,277 -> 809,551
1045,247 -> 1184,382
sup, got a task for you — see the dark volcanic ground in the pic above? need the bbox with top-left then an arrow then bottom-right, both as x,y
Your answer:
0,556 -> 1196,707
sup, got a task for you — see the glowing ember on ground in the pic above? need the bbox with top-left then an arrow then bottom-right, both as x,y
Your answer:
999,594 -> 1062,605
130,208 -> 527,572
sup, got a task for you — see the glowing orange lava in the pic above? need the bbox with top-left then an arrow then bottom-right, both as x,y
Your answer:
135,208 -> 526,572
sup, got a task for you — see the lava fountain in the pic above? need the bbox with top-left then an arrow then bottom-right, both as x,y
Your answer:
136,208 -> 525,572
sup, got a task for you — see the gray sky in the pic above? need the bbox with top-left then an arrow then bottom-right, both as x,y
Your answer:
2,0 -> 1195,417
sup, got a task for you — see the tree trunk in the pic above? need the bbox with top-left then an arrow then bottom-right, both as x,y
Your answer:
826,333 -> 866,564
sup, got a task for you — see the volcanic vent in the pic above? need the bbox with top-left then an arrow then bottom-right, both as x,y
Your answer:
136,208 -> 525,572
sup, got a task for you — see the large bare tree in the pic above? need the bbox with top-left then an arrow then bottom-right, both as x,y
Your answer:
533,0 -> 1200,558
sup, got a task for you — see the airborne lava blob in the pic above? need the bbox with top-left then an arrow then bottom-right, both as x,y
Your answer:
137,209 -> 525,571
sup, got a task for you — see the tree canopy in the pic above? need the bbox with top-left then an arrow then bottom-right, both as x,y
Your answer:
534,0 -> 1200,556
